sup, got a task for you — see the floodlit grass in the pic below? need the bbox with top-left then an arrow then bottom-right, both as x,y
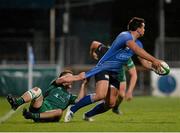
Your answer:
0,97 -> 10,116
0,96 -> 180,132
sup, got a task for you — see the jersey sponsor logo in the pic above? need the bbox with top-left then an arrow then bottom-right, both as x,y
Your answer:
54,93 -> 66,103
54,93 -> 59,98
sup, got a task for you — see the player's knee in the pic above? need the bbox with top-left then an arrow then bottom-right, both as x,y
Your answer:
108,98 -> 116,108
94,93 -> 106,101
27,87 -> 42,100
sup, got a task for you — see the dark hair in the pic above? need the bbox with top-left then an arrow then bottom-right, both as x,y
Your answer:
59,69 -> 73,77
127,17 -> 145,31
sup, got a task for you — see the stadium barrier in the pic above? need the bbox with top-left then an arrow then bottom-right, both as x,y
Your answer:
0,65 -> 57,96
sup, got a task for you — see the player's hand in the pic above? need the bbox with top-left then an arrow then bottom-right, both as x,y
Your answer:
81,78 -> 89,86
125,91 -> 133,101
152,59 -> 162,73
23,108 -> 33,119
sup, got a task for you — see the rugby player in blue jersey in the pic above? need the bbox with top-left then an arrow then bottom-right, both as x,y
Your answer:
89,41 -> 137,115
58,17 -> 162,122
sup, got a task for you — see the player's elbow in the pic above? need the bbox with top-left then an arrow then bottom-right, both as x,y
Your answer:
51,110 -> 63,121
92,40 -> 100,45
91,41 -> 101,49
54,110 -> 63,116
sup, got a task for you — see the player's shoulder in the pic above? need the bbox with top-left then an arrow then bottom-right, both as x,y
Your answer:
135,39 -> 142,43
135,39 -> 143,48
118,31 -> 133,40
119,31 -> 131,36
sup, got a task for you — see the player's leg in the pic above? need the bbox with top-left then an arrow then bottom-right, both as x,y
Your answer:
112,81 -> 126,114
64,71 -> 109,122
70,71 -> 109,113
83,100 -> 109,121
83,85 -> 118,121
106,85 -> 119,108
7,87 -> 43,110
112,68 -> 126,115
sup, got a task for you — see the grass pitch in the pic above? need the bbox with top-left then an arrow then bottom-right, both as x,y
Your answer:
0,96 -> 180,132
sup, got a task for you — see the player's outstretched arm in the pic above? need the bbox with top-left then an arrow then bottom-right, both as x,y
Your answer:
23,108 -> 63,121
76,79 -> 89,102
39,109 -> 62,119
56,72 -> 86,84
127,40 -> 162,71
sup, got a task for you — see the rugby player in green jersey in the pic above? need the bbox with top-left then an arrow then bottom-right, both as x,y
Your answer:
7,70 -> 87,122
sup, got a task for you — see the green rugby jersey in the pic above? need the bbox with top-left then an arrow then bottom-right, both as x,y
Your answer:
44,81 -> 77,110
118,58 -> 135,82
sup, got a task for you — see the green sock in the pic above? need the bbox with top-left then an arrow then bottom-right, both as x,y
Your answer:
16,97 -> 25,106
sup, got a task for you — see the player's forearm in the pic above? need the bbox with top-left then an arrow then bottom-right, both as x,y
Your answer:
127,75 -> 137,93
77,79 -> 89,100
73,72 -> 86,81
135,47 -> 156,62
138,57 -> 153,70
56,72 -> 85,84
24,109 -> 62,121
39,110 -> 62,119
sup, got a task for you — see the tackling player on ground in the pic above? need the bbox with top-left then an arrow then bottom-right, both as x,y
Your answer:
6,70 -> 87,122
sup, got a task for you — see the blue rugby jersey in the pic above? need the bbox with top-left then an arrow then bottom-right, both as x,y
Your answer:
85,31 -> 143,78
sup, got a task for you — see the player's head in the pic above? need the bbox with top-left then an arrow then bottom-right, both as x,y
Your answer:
59,69 -> 73,77
59,69 -> 73,88
127,17 -> 145,37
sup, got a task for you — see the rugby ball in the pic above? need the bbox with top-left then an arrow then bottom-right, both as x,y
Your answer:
152,61 -> 170,75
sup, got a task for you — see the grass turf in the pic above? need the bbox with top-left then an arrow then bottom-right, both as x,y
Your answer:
0,96 -> 180,132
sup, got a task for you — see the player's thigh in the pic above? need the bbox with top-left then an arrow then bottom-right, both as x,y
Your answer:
95,80 -> 109,98
95,71 -> 110,99
32,96 -> 43,108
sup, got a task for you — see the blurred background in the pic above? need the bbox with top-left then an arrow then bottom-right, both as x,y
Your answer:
0,0 -> 180,97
